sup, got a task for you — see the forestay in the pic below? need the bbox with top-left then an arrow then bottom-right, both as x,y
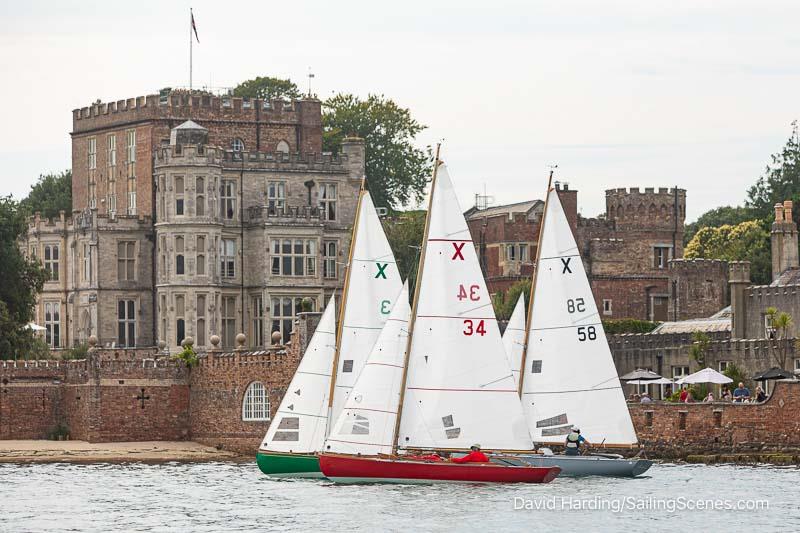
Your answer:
522,188 -> 637,445
261,298 -> 337,453
330,192 -> 402,426
398,164 -> 533,451
503,295 -> 526,389
326,283 -> 410,455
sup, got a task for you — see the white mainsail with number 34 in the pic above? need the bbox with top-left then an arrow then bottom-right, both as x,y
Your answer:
397,163 -> 533,451
521,187 -> 637,446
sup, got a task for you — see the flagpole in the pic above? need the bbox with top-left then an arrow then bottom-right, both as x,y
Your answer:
189,8 -> 193,91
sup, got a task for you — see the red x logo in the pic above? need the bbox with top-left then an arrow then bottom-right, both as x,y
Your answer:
451,242 -> 465,261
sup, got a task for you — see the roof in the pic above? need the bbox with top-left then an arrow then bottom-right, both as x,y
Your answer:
651,305 -> 731,334
464,199 -> 542,220
173,119 -> 207,131
770,268 -> 800,287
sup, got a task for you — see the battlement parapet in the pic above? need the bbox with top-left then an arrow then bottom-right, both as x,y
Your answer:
73,91 -> 320,132
221,149 -> 350,172
606,187 -> 686,197
748,284 -> 800,297
608,331 -> 730,352
668,258 -> 728,271
729,261 -> 751,283
193,349 -> 291,370
27,209 -> 152,236
154,145 -> 225,166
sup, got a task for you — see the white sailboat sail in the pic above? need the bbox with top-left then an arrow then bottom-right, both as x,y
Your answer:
397,164 -> 533,451
330,191 -> 403,425
325,283 -> 410,456
261,298 -> 337,453
502,295 -> 526,389
522,188 -> 637,445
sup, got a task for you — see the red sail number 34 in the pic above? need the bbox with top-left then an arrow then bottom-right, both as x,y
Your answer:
463,319 -> 486,336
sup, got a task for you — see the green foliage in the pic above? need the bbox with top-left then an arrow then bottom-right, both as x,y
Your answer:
684,220 -> 771,284
601,319 -> 660,334
173,344 -> 199,368
19,170 -> 72,219
683,205 -> 758,245
322,94 -> 432,210
492,279 -> 531,321
688,331 -> 711,367
62,343 -> 89,360
723,362 -> 750,390
746,121 -> 800,223
382,210 -> 426,291
0,196 -> 48,360
765,307 -> 793,369
232,76 -> 301,101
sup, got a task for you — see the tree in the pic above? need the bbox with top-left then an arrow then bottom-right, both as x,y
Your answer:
492,279 -> 531,321
0,196 -> 48,359
765,306 -> 793,369
20,170 -> 72,219
684,205 -> 758,245
723,362 -> 750,391
382,210 -> 425,292
684,220 -> 771,284
747,121 -> 800,223
688,331 -> 711,368
323,94 -> 431,210
232,76 -> 301,101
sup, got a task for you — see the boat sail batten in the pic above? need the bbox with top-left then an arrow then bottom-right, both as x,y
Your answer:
521,188 -> 637,445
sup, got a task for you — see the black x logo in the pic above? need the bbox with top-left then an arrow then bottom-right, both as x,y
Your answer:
561,257 -> 572,274
452,242 -> 465,261
375,263 -> 388,279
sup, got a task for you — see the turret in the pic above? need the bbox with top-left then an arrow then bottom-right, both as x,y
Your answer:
771,200 -> 799,281
729,261 -> 751,339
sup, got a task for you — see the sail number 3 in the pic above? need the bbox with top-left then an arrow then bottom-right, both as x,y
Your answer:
463,319 -> 486,336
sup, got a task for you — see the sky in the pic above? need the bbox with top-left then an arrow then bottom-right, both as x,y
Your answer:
1,0 -> 800,221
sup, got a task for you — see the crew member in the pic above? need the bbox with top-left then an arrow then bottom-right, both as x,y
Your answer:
565,426 -> 588,456
451,444 -> 489,463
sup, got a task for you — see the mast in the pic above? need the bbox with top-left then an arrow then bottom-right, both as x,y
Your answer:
391,144 -> 441,455
326,178 -> 367,424
517,168 -> 555,396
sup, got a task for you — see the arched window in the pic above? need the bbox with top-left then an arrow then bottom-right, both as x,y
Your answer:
242,381 -> 270,421
276,140 -> 290,154
232,138 -> 245,152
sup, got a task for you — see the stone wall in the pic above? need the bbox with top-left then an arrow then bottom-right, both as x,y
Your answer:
630,380 -> 800,458
668,258 -> 729,321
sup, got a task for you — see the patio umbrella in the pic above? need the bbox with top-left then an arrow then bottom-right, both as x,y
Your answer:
676,367 -> 733,385
752,367 -> 794,381
620,369 -> 664,381
626,377 -> 674,385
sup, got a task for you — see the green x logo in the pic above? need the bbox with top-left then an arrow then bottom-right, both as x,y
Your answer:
375,263 -> 388,279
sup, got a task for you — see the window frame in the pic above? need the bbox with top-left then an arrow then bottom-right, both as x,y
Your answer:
117,299 -> 136,348
319,183 -> 337,221
270,238 -> 317,277
242,381 -> 270,422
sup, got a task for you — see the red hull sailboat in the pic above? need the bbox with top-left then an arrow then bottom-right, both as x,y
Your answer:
319,454 -> 561,484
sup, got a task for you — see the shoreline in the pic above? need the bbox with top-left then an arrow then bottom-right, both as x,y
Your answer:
0,440 -> 249,464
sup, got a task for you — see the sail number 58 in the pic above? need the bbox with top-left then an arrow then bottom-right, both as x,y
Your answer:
577,326 -> 597,341
463,319 -> 487,336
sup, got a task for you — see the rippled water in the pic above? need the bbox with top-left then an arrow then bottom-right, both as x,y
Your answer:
1,461 -> 799,532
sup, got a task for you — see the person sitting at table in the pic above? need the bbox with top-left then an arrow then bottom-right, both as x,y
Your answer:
733,382 -> 751,403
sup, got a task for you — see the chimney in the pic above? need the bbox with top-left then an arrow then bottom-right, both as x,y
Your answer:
729,261 -> 751,339
771,200 -> 799,281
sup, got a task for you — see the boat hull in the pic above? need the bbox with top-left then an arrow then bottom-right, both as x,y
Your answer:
256,451 -> 324,478
319,453 -> 561,484
515,454 -> 652,477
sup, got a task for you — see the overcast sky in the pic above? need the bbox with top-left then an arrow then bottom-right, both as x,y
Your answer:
2,0 -> 799,221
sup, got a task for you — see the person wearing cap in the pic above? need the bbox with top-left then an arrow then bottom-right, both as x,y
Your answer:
565,426 -> 588,456
451,444 -> 489,463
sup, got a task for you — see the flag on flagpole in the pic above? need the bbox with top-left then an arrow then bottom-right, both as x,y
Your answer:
191,10 -> 199,43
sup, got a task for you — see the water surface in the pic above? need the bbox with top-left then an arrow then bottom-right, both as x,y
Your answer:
1,461 -> 797,531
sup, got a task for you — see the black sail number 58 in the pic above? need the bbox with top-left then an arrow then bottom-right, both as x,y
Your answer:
577,326 -> 597,342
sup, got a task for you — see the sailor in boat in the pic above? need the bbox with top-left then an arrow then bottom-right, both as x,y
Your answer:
564,427 -> 589,456
451,444 -> 489,463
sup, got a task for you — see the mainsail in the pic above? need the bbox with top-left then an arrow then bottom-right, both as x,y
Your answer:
261,297 -> 337,453
326,283 -> 410,455
502,295 -> 526,389
330,191 -> 402,427
521,188 -> 637,445
397,163 -> 533,451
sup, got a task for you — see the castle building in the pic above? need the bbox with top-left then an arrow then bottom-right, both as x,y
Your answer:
24,91 -> 364,351
465,183 -> 690,322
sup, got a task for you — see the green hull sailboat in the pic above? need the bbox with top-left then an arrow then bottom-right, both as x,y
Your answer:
256,451 -> 322,478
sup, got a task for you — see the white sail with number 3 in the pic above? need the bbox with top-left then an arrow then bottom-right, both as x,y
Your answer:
521,187 -> 637,446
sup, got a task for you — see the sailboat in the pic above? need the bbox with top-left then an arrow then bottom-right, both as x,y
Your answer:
502,295 -> 526,389
257,185 -> 402,477
319,154 -> 561,484
256,297 -> 337,478
515,178 -> 652,477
